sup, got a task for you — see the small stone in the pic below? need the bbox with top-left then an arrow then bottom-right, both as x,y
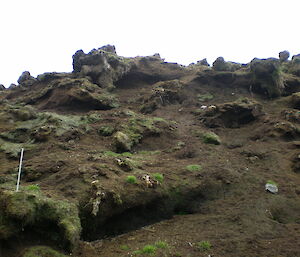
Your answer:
265,183 -> 278,194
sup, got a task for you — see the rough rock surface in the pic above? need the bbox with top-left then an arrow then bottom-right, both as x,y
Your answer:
17,71 -> 37,87
1,45 -> 300,257
212,57 -> 241,72
199,98 -> 263,128
141,80 -> 186,114
250,58 -> 284,97
72,45 -> 131,89
279,50 -> 290,62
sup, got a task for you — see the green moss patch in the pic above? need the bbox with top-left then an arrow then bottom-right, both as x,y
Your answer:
22,246 -> 67,257
202,132 -> 221,145
186,165 -> 202,172
0,190 -> 81,251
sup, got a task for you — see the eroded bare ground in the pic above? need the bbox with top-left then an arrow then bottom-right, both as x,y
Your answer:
0,46 -> 300,257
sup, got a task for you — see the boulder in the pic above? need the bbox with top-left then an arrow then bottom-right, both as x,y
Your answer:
99,44 -> 117,54
198,98 -> 263,128
279,50 -> 290,62
72,45 -> 131,88
9,83 -> 17,89
212,57 -> 241,72
0,84 -> 5,90
265,183 -> 278,194
250,58 -> 284,97
141,80 -> 185,114
37,72 -> 74,82
197,58 -> 210,66
17,71 -> 37,86
113,131 -> 132,152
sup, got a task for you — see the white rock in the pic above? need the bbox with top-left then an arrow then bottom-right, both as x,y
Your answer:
265,183 -> 278,194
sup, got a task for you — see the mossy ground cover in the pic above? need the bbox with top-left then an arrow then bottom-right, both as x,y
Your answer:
0,189 -> 81,251
22,246 -> 67,257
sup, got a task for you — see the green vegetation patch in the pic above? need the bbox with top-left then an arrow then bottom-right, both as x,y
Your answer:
202,132 -> 221,145
22,246 -> 67,257
114,112 -> 170,152
0,190 -> 81,251
98,125 -> 115,136
186,164 -> 202,172
197,93 -> 214,102
120,245 -> 130,251
103,151 -> 133,157
126,175 -> 138,184
153,173 -> 164,183
25,184 -> 40,192
266,180 -> 278,186
133,245 -> 157,255
154,240 -> 169,249
197,241 -> 212,251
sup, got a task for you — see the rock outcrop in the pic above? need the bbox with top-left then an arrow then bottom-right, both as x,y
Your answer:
17,71 -> 37,87
198,98 -> 263,128
25,78 -> 119,111
250,58 -> 284,97
279,50 -> 290,62
72,45 -> 131,89
212,57 -> 241,72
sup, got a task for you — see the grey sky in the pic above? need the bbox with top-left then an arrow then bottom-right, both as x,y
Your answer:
0,0 -> 299,87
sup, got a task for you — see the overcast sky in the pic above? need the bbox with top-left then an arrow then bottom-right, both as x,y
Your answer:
0,0 -> 299,87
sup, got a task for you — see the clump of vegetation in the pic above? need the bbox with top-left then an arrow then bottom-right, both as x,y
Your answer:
84,113 -> 102,123
155,240 -> 169,249
98,126 -> 115,136
126,175 -> 137,184
103,151 -> 133,157
197,93 -> 214,102
22,246 -> 67,257
266,180 -> 278,186
141,245 -> 157,254
197,241 -> 212,251
0,190 -> 81,251
202,132 -> 221,145
25,184 -> 40,191
114,112 -> 170,152
186,164 -> 202,172
120,245 -> 130,251
153,173 -> 164,183
133,245 -> 157,255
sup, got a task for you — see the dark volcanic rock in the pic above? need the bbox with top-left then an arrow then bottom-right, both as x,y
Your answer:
9,83 -> 17,89
72,45 -> 131,89
37,72 -> 74,82
17,71 -> 37,87
279,50 -> 290,62
199,98 -> 263,128
197,58 -> 210,66
250,58 -> 284,97
212,57 -> 241,72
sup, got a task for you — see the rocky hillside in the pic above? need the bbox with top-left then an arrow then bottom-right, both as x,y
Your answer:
0,46 -> 300,257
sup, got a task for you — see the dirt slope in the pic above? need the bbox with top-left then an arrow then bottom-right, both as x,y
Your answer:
0,46 -> 300,257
